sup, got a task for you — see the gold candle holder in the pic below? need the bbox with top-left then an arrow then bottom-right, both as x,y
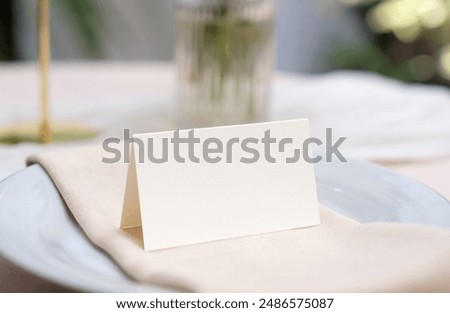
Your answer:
0,0 -> 97,145
39,0 -> 51,144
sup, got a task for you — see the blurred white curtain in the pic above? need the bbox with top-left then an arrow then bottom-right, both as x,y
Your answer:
14,0 -> 367,72
14,0 -> 174,60
276,0 -> 367,72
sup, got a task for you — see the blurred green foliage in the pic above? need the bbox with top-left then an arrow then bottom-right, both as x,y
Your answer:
56,0 -> 102,57
331,0 -> 450,85
329,43 -> 416,83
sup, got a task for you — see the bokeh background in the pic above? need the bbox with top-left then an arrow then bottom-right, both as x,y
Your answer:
2,0 -> 449,86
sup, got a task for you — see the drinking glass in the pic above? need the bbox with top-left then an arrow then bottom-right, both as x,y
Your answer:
176,0 -> 276,127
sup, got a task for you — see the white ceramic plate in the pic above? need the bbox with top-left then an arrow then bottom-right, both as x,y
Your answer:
0,160 -> 449,292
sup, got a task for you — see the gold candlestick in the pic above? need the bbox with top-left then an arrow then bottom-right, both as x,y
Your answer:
0,0 -> 97,144
0,0 -> 97,145
39,0 -> 51,144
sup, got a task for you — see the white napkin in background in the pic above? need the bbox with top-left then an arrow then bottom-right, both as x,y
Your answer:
273,71 -> 450,161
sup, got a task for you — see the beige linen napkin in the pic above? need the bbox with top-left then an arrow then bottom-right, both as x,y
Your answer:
27,145 -> 450,292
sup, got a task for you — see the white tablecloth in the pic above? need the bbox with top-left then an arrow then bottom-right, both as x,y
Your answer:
1,62 -> 450,291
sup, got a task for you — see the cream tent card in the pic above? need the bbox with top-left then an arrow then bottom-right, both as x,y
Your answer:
121,119 -> 320,251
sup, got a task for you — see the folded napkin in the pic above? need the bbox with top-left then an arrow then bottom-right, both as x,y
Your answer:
27,146 -> 450,292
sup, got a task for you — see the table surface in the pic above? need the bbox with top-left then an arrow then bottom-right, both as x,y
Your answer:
1,62 -> 449,292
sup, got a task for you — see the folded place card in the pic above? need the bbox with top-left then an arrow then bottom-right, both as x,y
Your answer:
121,119 -> 320,251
